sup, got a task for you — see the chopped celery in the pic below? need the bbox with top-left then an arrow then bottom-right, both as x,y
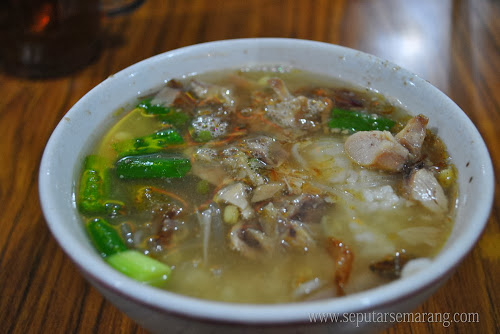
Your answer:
106,250 -> 171,287
86,218 -> 171,286
114,129 -> 184,157
137,98 -> 189,128
78,155 -> 125,215
116,154 -> 192,179
86,218 -> 128,257
189,129 -> 213,143
78,155 -> 108,214
78,169 -> 106,214
329,108 -> 395,133
137,98 -> 172,115
158,111 -> 190,129
195,130 -> 213,142
196,179 -> 210,195
84,154 -> 107,170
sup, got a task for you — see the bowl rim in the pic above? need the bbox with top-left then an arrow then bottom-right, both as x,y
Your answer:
39,38 -> 495,325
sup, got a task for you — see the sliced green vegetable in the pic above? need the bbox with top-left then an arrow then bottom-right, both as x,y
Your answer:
79,169 -> 105,213
194,130 -> 213,142
196,179 -> 210,195
78,155 -> 125,215
114,129 -> 184,157
86,218 -> 171,286
137,98 -> 172,115
158,111 -> 190,129
86,218 -> 128,257
78,155 -> 108,214
137,98 -> 189,128
188,128 -> 213,143
84,154 -> 107,170
116,154 -> 192,179
106,250 -> 171,287
329,108 -> 395,133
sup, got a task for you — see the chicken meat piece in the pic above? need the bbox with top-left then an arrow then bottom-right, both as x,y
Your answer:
344,130 -> 409,172
285,194 -> 331,224
395,114 -> 429,159
407,168 -> 448,213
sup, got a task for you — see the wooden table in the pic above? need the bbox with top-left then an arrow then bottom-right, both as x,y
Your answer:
1,0 -> 498,333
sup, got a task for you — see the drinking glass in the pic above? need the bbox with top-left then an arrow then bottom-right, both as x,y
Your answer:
0,0 -> 145,78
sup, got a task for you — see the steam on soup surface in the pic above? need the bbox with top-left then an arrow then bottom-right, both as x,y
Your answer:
76,68 -> 457,303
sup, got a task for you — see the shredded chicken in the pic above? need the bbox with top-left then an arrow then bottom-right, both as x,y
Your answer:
228,223 -> 274,260
190,147 -> 230,185
268,77 -> 293,100
150,203 -> 185,250
395,114 -> 429,159
266,96 -> 331,130
151,85 -> 181,106
344,130 -> 409,172
280,220 -> 316,250
407,168 -> 448,213
221,147 -> 265,186
286,194 -> 331,223
258,203 -> 279,237
216,182 -> 254,219
216,182 -> 248,208
251,182 -> 284,202
266,78 -> 331,130
241,135 -> 289,168
189,79 -> 235,107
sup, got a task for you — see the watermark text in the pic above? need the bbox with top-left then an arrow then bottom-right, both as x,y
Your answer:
308,311 -> 479,327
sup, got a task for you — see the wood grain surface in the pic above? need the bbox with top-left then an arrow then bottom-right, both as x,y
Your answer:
0,0 -> 498,333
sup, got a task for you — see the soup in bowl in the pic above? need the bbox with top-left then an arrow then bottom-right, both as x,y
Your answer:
39,38 -> 493,333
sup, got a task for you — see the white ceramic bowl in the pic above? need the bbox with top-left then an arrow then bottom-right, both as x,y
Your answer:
39,38 -> 494,333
